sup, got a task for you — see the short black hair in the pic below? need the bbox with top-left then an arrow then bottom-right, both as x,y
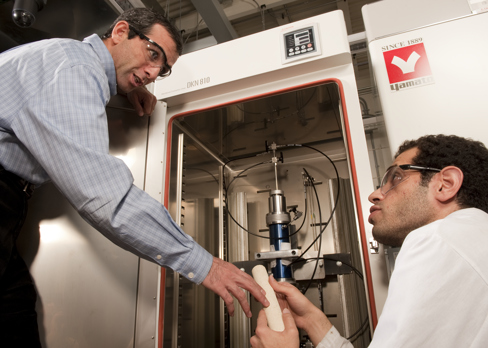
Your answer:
101,8 -> 183,55
396,134 -> 488,213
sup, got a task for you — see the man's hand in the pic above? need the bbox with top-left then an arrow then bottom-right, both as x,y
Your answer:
201,257 -> 270,317
268,275 -> 332,346
250,308 -> 300,348
126,86 -> 157,116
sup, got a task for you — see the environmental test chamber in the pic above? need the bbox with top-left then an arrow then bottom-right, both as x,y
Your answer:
146,10 -> 385,348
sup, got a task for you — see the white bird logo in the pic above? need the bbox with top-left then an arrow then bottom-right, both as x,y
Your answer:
391,51 -> 421,74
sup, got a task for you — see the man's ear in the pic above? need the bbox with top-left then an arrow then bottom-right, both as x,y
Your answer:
433,166 -> 463,203
111,21 -> 130,45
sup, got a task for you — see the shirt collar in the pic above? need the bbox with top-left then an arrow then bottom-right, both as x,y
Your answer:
82,34 -> 117,97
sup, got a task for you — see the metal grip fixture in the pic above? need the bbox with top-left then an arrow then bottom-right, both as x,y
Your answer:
266,190 -> 291,226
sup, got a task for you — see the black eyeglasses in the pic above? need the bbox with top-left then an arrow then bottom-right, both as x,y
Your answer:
380,164 -> 441,195
129,25 -> 172,78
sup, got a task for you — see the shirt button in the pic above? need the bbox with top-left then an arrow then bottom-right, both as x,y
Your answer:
188,272 -> 194,279
156,255 -> 162,260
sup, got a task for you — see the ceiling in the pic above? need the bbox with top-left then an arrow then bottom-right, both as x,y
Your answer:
0,0 -> 380,54
0,0 -> 116,52
163,0 -> 378,47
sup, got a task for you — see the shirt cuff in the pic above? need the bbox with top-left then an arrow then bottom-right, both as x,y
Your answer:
175,242 -> 213,284
316,326 -> 352,348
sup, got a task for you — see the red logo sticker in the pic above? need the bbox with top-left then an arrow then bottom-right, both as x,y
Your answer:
383,43 -> 432,84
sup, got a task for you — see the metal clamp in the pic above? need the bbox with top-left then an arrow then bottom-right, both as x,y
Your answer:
254,249 -> 301,260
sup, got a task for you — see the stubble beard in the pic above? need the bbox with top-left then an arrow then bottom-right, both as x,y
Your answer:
371,185 -> 435,247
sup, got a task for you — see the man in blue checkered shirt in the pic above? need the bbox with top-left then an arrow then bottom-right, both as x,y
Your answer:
0,8 -> 268,345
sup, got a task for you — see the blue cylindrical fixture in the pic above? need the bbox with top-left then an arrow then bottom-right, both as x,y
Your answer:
266,190 -> 292,280
269,223 -> 292,279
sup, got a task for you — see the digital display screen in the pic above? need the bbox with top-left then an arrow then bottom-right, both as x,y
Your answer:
294,30 -> 311,46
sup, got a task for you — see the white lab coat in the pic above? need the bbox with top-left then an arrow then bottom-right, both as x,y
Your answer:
319,208 -> 488,348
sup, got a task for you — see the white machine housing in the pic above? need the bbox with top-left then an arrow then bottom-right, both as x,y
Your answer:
147,10 -> 385,346
363,0 -> 488,319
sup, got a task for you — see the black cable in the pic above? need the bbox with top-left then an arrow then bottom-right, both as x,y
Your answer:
323,256 -> 368,342
223,160 -> 273,239
347,318 -> 370,342
294,256 -> 368,341
225,161 -> 268,193
222,152 -> 261,173
287,144 -> 340,266
300,168 -> 322,294
185,168 -> 219,185
321,257 -> 364,280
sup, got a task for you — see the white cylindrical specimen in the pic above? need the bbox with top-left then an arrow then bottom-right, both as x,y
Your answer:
252,265 -> 285,332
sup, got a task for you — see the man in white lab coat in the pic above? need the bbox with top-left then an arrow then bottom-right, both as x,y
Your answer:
251,134 -> 488,348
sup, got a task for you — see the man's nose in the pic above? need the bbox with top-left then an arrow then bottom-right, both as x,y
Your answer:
368,187 -> 384,203
144,65 -> 159,82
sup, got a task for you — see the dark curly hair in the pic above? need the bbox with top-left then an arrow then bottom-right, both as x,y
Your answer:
100,8 -> 183,55
396,134 -> 488,213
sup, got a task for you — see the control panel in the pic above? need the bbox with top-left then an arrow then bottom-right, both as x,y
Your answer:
281,23 -> 321,64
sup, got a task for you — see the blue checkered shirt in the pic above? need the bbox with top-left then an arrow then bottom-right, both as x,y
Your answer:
0,34 -> 212,283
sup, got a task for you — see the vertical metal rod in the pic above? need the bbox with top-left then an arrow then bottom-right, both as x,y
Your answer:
273,148 -> 279,191
274,162 -> 279,191
172,133 -> 185,348
219,165 -> 225,348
